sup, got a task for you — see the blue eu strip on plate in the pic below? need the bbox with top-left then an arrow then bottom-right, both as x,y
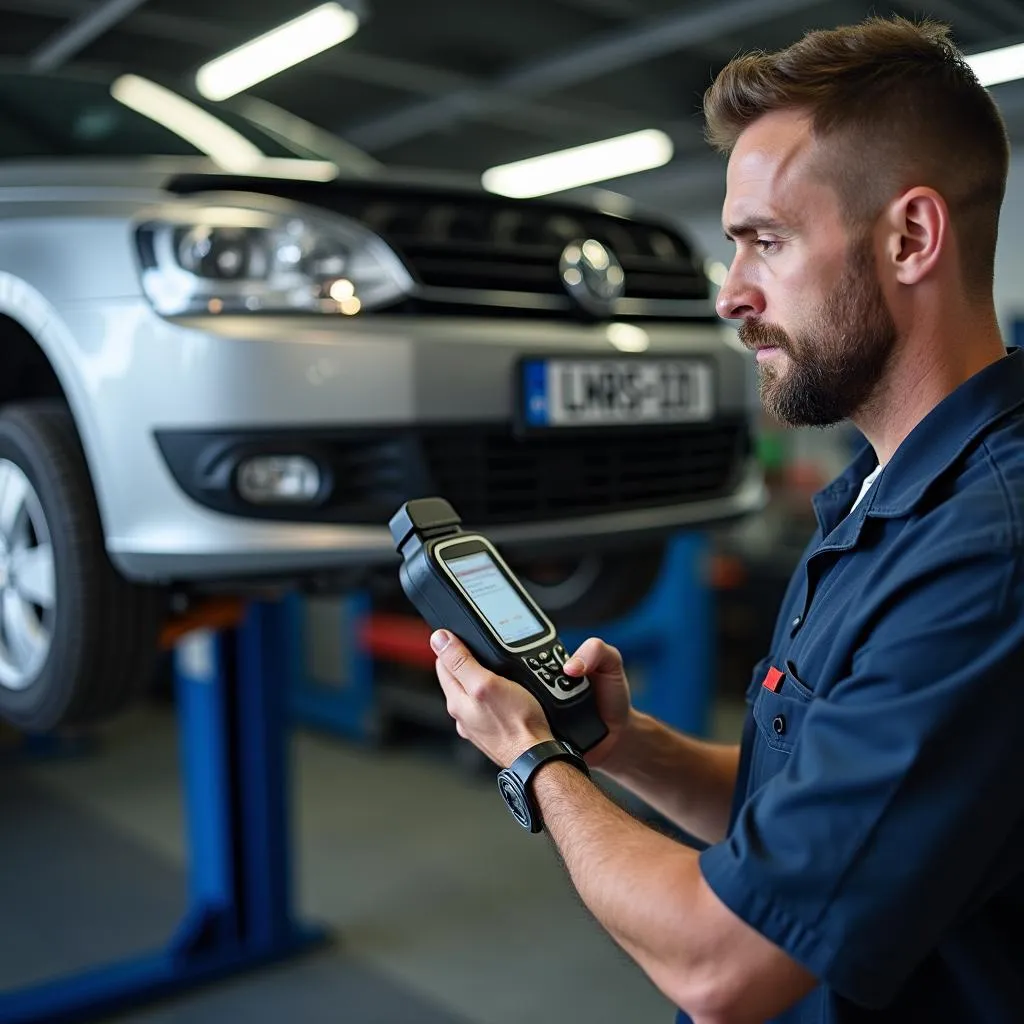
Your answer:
522,359 -> 550,427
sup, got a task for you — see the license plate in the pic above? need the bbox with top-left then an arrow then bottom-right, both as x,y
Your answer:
521,358 -> 714,427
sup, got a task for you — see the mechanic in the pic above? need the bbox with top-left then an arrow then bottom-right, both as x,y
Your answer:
429,15 -> 1024,1024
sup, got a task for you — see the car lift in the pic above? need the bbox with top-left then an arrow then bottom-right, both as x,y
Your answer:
290,531 -> 715,745
0,599 -> 326,1024
0,532 -> 713,1022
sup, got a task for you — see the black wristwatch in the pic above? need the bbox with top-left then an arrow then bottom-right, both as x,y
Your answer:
497,739 -> 591,833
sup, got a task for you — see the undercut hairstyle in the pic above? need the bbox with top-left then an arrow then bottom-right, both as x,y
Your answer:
703,17 -> 1010,299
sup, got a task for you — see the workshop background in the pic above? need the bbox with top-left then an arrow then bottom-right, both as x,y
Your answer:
1,1 -> 1023,1023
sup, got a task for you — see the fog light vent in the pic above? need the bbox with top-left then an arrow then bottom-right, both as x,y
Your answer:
236,455 -> 321,504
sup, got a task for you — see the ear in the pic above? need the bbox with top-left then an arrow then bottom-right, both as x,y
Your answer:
882,187 -> 949,286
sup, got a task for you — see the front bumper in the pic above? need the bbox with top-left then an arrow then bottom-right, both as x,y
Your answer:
109,460 -> 767,582
54,300 -> 760,583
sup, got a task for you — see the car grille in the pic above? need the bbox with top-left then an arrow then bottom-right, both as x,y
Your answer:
167,176 -> 714,320
344,195 -> 709,304
156,420 -> 750,527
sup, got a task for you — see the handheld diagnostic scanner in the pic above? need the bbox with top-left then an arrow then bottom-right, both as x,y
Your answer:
389,498 -> 608,754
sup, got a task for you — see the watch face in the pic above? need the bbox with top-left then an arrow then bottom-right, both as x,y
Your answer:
497,771 -> 534,830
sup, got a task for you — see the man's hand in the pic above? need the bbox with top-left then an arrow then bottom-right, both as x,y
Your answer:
562,638 -> 634,769
431,630 -> 553,767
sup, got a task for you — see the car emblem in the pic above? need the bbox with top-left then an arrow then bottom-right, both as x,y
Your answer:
559,239 -> 625,316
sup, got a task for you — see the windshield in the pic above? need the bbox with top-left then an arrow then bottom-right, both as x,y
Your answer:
0,71 -> 377,174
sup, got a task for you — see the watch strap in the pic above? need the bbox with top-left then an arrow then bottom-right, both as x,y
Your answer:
509,740 -> 591,786
498,739 -> 590,833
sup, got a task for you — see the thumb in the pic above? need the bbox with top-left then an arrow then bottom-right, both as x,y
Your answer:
563,637 -> 624,679
430,629 -> 488,693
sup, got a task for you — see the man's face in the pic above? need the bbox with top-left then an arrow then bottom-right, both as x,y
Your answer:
717,111 -> 898,427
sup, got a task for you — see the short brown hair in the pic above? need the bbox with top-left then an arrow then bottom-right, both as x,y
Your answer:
704,17 -> 1010,298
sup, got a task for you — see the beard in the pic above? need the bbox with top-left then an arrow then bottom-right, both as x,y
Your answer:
739,236 -> 898,427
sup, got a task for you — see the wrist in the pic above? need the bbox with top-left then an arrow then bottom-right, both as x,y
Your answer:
501,728 -> 554,769
497,739 -> 590,833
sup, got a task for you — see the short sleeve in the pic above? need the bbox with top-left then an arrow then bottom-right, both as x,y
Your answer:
699,539 -> 1024,1008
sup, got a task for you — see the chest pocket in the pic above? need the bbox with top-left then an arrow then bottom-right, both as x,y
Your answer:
749,661 -> 815,785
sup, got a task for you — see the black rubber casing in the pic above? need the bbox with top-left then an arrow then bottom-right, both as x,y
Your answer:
389,498 -> 608,753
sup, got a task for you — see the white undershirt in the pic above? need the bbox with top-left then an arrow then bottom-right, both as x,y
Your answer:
850,464 -> 883,513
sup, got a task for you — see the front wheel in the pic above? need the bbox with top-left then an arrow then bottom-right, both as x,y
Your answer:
0,401 -> 163,732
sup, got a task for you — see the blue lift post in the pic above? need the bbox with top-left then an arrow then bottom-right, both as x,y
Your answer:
561,532 -> 715,738
289,531 -> 715,742
0,600 -> 326,1024
287,588 -> 379,743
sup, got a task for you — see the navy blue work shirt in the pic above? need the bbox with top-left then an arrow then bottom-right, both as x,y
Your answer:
686,348 -> 1024,1023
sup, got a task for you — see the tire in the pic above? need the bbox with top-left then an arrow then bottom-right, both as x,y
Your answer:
0,400 -> 164,732
510,543 -> 666,628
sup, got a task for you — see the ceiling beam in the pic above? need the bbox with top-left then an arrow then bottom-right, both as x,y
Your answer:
132,11 -> 654,139
550,0 -> 643,19
0,0 -> 656,144
30,0 -> 149,71
893,0 -> 1004,43
970,0 -> 1024,33
320,52 -> 645,137
343,0 -> 826,153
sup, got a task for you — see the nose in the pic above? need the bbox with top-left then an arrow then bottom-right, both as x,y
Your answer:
715,260 -> 765,321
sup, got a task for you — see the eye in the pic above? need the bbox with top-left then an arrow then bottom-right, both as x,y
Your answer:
755,238 -> 780,255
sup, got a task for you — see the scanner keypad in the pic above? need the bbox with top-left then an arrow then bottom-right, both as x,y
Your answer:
520,641 -> 588,701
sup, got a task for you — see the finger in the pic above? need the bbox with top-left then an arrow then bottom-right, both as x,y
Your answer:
564,636 -> 623,677
431,630 -> 494,698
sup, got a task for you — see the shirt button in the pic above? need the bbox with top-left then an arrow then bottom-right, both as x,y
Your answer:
772,715 -> 786,735
791,616 -> 802,630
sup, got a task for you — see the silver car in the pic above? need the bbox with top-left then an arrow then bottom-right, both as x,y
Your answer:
0,69 -> 763,731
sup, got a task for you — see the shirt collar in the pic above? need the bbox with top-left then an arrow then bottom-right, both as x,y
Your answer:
812,441 -> 876,537
812,347 -> 1024,534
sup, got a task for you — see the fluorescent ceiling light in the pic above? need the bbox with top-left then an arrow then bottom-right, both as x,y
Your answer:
196,2 -> 359,102
111,74 -> 264,172
966,41 -> 1024,87
482,129 -> 674,199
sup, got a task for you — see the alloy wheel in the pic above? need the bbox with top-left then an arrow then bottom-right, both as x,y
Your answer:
0,459 -> 56,692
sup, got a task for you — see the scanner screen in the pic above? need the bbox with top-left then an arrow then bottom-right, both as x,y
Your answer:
446,551 -> 545,645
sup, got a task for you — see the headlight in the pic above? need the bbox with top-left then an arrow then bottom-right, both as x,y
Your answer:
135,202 -> 413,316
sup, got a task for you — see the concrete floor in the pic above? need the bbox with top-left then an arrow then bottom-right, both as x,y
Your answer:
1,694 -> 747,1024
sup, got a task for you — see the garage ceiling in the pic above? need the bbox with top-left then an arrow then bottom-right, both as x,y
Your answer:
0,0 -> 1022,214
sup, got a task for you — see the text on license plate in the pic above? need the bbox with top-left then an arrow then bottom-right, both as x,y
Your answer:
522,359 -> 715,427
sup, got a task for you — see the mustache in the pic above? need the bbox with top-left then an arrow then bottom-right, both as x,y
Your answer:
738,320 -> 791,352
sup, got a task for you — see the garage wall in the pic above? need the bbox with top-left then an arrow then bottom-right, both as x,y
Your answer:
995,153 -> 1024,334
679,149 -> 1024,338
